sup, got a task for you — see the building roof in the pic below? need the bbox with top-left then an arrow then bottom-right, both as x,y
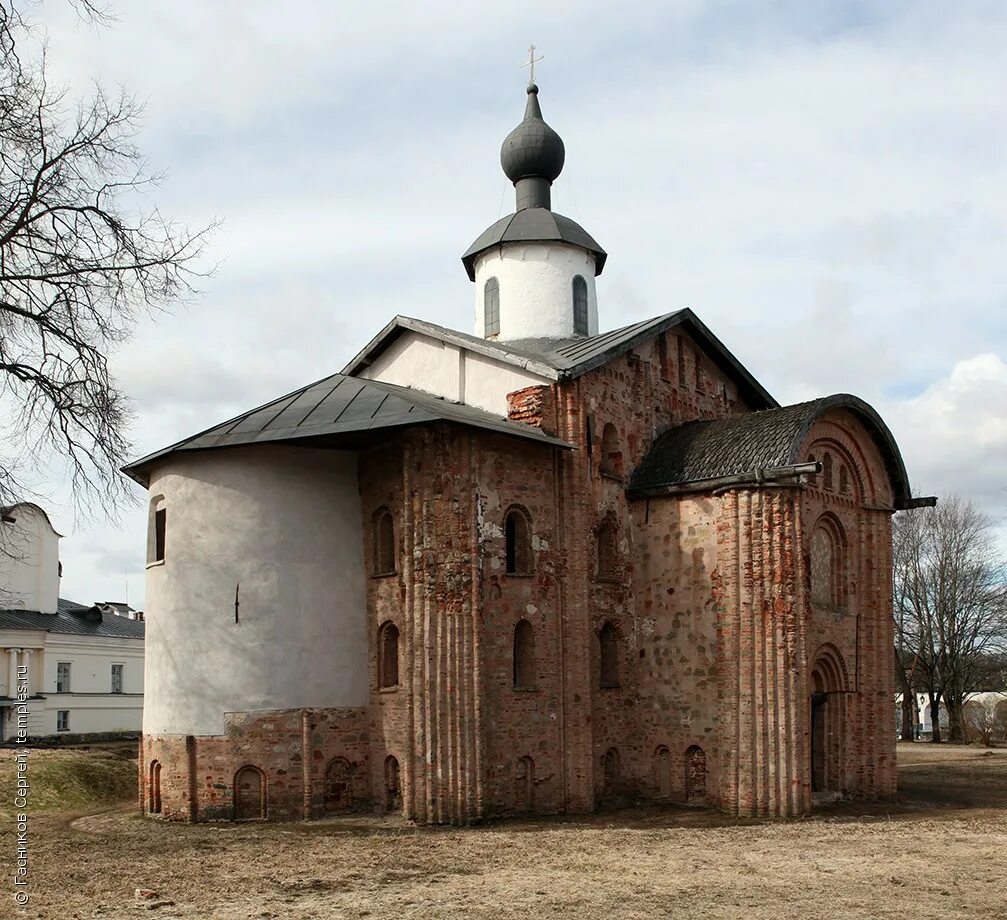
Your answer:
343,311 -> 777,410
0,501 -> 62,536
0,598 -> 145,639
461,208 -> 607,280
122,372 -> 572,487
628,394 -> 913,508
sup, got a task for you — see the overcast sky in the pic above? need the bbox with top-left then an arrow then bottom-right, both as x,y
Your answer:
24,0 -> 1007,608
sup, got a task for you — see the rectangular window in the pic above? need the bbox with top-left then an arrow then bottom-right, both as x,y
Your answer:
111,664 -> 124,694
56,661 -> 71,693
57,710 -> 69,732
154,507 -> 166,562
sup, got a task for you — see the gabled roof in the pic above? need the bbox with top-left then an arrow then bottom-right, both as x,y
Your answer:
343,311 -> 777,410
0,598 -> 145,640
122,372 -> 571,487
461,208 -> 607,280
628,394 -> 913,508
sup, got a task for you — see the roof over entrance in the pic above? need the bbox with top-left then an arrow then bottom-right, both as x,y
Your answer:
628,394 -> 914,508
343,310 -> 777,410
122,373 -> 571,488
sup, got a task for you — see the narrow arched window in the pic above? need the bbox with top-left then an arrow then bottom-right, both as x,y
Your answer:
147,495 -> 166,564
378,621 -> 400,688
599,423 -> 621,478
599,621 -> 620,689
572,275 -> 588,335
504,507 -> 532,575
596,519 -> 618,580
373,508 -> 395,575
822,452 -> 834,491
484,277 -> 500,337
513,619 -> 536,689
839,465 -> 850,495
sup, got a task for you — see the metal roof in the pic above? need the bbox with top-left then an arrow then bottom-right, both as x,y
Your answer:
122,372 -> 572,487
0,598 -> 145,640
342,311 -> 777,410
628,394 -> 912,507
461,208 -> 607,280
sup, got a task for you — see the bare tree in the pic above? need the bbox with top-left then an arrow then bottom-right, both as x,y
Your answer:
894,495 -> 1007,742
0,1 -> 212,525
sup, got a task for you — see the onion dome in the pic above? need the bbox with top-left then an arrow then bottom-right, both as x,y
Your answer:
500,83 -> 566,187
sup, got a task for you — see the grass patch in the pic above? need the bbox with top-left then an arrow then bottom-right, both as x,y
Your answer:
0,749 -> 136,817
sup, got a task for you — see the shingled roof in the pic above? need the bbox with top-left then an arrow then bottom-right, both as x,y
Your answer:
342,310 -> 777,410
0,598 -> 145,640
122,372 -> 572,487
629,394 -> 912,508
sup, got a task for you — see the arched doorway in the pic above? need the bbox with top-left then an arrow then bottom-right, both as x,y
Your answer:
809,644 -> 849,796
234,766 -> 265,820
685,746 -> 706,803
149,760 -> 162,814
323,757 -> 355,813
384,755 -> 401,812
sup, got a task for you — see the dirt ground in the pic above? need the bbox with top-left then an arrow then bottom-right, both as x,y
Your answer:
2,743 -> 1006,919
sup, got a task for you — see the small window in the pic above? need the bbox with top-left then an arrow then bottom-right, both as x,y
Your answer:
484,277 -> 500,337
378,621 -> 400,689
599,622 -> 620,689
513,619 -> 536,689
56,710 -> 69,732
504,507 -> 532,575
599,424 -> 622,478
373,509 -> 396,575
572,275 -> 589,336
111,664 -> 124,694
148,495 -> 167,565
596,519 -> 619,580
839,465 -> 850,495
56,661 -> 71,693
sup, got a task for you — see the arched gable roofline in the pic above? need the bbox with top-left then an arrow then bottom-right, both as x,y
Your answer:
790,394 -> 910,509
630,392 -> 914,509
0,501 -> 62,536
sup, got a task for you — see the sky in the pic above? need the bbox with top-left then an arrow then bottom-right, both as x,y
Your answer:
17,0 -> 1007,608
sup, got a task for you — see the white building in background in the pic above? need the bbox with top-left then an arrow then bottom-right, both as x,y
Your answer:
0,502 -> 144,741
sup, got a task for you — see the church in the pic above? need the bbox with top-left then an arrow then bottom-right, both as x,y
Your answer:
124,79 -> 926,824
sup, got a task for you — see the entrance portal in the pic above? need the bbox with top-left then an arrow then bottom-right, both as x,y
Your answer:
808,644 -> 849,799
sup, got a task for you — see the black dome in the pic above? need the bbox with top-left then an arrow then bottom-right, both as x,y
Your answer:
500,84 -> 565,183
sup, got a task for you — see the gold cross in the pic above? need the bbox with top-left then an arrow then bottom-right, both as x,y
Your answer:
522,44 -> 544,83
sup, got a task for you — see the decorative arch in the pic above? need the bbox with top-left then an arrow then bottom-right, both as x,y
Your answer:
572,275 -> 589,335
373,507 -> 396,575
599,423 -> 621,478
595,516 -> 619,580
513,619 -> 536,689
810,642 -> 850,694
384,755 -> 402,812
805,434 -> 871,507
323,757 -> 357,813
599,621 -> 621,689
655,746 -> 672,798
504,505 -> 533,575
148,760 -> 162,814
378,621 -> 400,689
809,514 -> 847,610
234,765 -> 266,820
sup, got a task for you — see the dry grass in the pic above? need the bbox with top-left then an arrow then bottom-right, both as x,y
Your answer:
3,743 -> 1007,918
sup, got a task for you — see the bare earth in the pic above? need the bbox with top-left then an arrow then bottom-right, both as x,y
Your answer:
3,743 -> 1007,919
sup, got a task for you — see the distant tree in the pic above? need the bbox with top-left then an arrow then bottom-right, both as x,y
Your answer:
893,495 -> 1007,742
0,1 -> 212,523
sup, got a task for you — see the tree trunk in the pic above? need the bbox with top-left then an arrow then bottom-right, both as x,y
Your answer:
929,691 -> 943,743
946,695 -> 966,743
895,649 -> 915,741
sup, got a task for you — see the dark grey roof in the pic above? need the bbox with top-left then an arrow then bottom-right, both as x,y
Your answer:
461,208 -> 607,280
0,598 -> 145,639
628,394 -> 912,507
343,311 -> 777,410
122,372 -> 571,487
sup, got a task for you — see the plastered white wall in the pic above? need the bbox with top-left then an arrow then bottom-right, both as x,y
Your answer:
473,242 -> 599,341
0,504 -> 60,613
143,445 -> 368,736
359,331 -> 551,416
